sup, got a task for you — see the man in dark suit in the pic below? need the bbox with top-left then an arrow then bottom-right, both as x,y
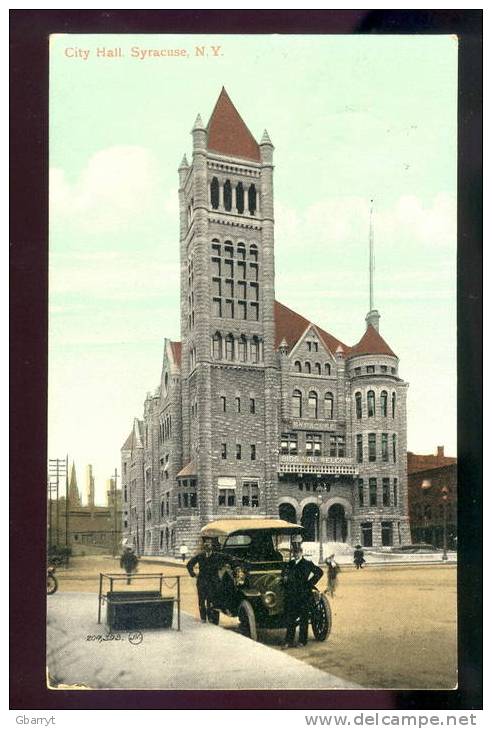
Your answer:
282,537 -> 323,647
187,538 -> 225,622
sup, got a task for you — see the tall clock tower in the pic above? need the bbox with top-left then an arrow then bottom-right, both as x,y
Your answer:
177,88 -> 279,527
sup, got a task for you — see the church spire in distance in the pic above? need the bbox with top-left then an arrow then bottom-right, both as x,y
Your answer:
365,199 -> 381,332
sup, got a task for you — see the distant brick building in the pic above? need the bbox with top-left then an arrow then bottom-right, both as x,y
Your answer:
50,463 -> 123,553
121,88 -> 411,556
407,447 -> 457,548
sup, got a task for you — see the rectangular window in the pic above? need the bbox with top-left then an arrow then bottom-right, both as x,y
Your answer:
393,478 -> 398,506
306,432 -> 322,457
224,260 -> 233,278
225,299 -> 234,318
361,522 -> 373,547
368,433 -> 376,462
213,297 -> 222,318
381,365 -> 388,373
381,433 -> 389,462
211,243 -> 221,256
237,261 -> 246,279
250,397 -> 256,414
220,396 -> 226,412
249,262 -> 259,281
218,489 -> 236,507
225,279 -> 234,297
382,477 -> 390,506
237,281 -> 246,299
236,443 -> 242,460
250,444 -> 256,461
224,244 -> 233,259
355,367 -> 361,376
356,434 -> 363,463
235,396 -> 241,413
211,257 -> 221,276
366,365 -> 375,374
250,302 -> 259,321
381,521 -> 393,547
221,442 -> 227,459
212,277 -> 221,296
358,479 -> 364,507
337,435 -> 345,457
369,478 -> 377,506
250,282 -> 259,301
281,433 -> 298,456
392,433 -> 397,462
242,481 -> 259,508
238,301 -> 247,320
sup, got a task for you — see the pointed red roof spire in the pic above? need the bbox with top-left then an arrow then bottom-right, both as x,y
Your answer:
348,324 -> 397,358
207,87 -> 260,162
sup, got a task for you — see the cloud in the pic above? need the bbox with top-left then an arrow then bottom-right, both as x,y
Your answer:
50,146 -> 160,233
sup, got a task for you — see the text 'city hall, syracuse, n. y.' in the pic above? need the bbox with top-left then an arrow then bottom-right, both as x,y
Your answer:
121,88 -> 411,556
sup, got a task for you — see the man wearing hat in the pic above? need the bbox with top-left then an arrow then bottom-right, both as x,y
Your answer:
187,538 -> 225,622
120,544 -> 138,585
282,536 -> 323,647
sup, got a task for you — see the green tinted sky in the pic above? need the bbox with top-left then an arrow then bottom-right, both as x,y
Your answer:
49,34 -> 457,503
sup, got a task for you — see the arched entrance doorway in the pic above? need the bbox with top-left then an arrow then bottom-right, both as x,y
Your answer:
301,503 -> 319,541
327,503 -> 347,542
279,503 -> 297,524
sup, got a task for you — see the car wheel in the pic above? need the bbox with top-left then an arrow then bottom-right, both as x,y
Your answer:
47,574 -> 58,595
310,592 -> 332,641
238,600 -> 257,641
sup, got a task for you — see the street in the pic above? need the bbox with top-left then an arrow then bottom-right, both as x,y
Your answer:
52,555 -> 457,689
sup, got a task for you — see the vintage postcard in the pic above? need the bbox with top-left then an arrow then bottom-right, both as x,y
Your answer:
46,32 -> 459,692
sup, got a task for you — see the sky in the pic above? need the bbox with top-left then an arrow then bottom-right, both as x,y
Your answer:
49,34 -> 457,505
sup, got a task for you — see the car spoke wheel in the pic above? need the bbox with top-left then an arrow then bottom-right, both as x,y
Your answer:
238,600 -> 257,641
310,592 -> 332,641
47,575 -> 58,595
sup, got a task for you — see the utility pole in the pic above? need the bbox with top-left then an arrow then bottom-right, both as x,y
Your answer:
65,454 -> 69,548
48,458 -> 67,547
112,468 -> 119,557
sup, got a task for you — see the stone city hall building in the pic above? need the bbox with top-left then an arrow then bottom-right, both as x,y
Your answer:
121,88 -> 411,556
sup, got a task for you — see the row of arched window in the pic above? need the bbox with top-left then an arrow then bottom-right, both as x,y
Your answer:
210,177 -> 257,215
212,331 -> 263,363
355,390 -> 396,419
211,239 -> 259,262
292,390 -> 334,420
294,361 -> 332,376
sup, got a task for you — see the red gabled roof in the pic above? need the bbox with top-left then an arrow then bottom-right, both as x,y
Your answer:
207,87 -> 260,162
170,340 -> 182,367
347,324 -> 396,358
274,300 -> 347,355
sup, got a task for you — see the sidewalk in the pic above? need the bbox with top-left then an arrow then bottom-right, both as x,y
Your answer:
47,592 -> 360,690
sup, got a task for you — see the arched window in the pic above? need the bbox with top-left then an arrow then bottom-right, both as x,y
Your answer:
392,392 -> 397,418
249,244 -> 258,262
294,361 -> 302,373
224,240 -> 233,258
292,390 -> 302,418
381,391 -> 388,417
308,391 -> 318,419
212,331 -> 222,359
355,392 -> 362,419
236,182 -> 244,214
238,335 -> 247,362
225,334 -> 234,361
237,242 -> 246,260
325,363 -> 331,375
392,433 -> 397,462
250,336 -> 260,363
324,392 -> 334,419
248,183 -> 257,215
315,362 -> 321,375
367,390 -> 375,417
305,362 -> 311,374
223,180 -> 232,211
211,177 -> 219,209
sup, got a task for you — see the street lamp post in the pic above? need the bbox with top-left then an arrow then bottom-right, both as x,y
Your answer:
441,486 -> 449,561
317,492 -> 324,565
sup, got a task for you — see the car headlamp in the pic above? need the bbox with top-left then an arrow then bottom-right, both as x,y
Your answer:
263,591 -> 277,608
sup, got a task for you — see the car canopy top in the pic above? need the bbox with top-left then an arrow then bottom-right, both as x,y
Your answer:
201,519 -> 303,538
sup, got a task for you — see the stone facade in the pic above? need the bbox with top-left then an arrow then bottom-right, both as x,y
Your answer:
121,89 -> 411,557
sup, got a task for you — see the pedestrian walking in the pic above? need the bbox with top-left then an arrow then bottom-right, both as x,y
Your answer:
120,545 -> 138,585
325,553 -> 340,597
187,538 -> 225,623
353,544 -> 366,569
282,536 -> 323,648
179,544 -> 189,562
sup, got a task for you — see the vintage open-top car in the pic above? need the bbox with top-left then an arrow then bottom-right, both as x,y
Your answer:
200,518 -> 332,642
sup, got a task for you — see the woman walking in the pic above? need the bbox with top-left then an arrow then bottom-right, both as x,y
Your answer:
325,554 -> 340,597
